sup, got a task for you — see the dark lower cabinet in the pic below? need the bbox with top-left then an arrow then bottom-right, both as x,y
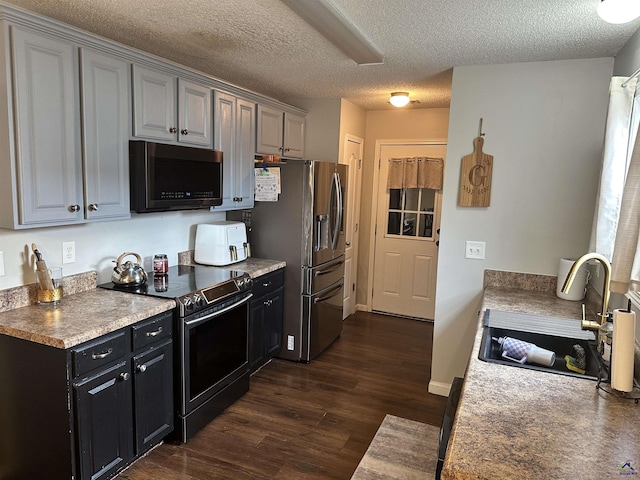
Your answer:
74,361 -> 134,480
133,338 -> 174,453
250,269 -> 284,373
0,309 -> 174,480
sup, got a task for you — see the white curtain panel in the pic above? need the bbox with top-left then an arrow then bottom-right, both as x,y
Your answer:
589,77 -> 638,264
612,116 -> 640,293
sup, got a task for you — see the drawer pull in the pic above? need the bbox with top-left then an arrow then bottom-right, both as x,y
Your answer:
263,299 -> 273,307
146,326 -> 163,337
92,348 -> 113,360
262,281 -> 272,287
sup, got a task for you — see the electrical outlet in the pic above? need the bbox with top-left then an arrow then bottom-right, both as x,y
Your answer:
0,251 -> 4,276
465,241 -> 486,260
62,241 -> 76,264
287,335 -> 295,351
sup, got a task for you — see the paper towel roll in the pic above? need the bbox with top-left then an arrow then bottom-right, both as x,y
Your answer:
556,257 -> 589,301
611,308 -> 636,392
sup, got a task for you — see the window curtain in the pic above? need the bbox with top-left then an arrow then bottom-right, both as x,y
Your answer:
588,76 -> 640,293
387,157 -> 444,190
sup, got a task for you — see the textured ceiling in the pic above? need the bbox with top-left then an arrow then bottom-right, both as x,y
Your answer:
4,0 -> 640,110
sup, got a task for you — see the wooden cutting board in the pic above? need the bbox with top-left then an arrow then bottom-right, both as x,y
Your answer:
458,136 -> 493,207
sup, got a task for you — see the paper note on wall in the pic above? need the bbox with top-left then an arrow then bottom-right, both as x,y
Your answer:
254,167 -> 280,201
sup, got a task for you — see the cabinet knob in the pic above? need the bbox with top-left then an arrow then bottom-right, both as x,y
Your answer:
68,204 -> 80,213
136,364 -> 147,373
88,203 -> 99,211
119,372 -> 130,381
181,129 -> 188,135
169,127 -> 177,133
284,148 -> 291,152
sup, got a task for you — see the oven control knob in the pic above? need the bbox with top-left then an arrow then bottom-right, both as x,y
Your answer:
183,297 -> 194,311
193,293 -> 205,307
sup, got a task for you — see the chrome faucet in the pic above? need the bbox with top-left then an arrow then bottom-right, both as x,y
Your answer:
561,252 -> 611,331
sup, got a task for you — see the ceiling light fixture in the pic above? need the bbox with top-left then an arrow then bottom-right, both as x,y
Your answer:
280,0 -> 383,65
390,92 -> 410,108
597,0 -> 640,24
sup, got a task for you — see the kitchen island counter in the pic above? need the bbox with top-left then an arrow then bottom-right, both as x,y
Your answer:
443,283 -> 640,480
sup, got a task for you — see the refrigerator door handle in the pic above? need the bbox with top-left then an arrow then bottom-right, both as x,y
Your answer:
330,172 -> 343,251
313,282 -> 343,304
314,259 -> 345,277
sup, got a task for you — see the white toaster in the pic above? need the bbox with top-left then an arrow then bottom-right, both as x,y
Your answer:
194,221 -> 249,266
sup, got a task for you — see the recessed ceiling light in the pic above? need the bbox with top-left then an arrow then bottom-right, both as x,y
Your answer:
597,0 -> 640,24
390,92 -> 410,108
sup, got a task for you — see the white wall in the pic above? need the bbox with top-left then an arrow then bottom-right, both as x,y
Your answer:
614,26 -> 640,76
287,98 -> 341,162
429,57 -> 614,396
0,210 -> 225,289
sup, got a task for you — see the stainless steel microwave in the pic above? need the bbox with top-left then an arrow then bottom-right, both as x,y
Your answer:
129,141 -> 223,213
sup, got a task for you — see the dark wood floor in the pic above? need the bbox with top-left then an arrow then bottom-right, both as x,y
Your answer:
117,311 -> 447,480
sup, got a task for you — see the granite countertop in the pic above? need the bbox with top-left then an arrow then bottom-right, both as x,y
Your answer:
0,257 -> 286,350
0,289 -> 175,349
442,287 -> 640,480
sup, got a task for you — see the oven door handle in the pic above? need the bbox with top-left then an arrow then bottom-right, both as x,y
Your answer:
184,293 -> 253,328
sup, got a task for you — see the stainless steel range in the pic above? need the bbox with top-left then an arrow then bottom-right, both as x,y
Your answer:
100,264 -> 252,442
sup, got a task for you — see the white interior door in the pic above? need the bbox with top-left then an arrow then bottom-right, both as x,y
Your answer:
372,141 -> 446,320
341,135 -> 363,319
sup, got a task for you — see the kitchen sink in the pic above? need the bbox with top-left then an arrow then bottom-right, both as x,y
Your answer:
478,310 -> 608,381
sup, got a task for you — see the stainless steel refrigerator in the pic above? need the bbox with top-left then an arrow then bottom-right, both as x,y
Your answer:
251,159 -> 347,362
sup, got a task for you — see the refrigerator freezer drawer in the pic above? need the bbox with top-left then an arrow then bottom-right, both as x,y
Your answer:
303,255 -> 345,295
301,280 -> 344,362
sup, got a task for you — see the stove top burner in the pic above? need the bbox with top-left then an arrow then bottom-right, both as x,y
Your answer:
99,265 -> 252,316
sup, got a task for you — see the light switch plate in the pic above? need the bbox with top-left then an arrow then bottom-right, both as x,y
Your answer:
465,241 -> 486,260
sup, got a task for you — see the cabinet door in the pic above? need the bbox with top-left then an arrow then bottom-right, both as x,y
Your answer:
234,98 -> 256,209
264,287 -> 284,359
80,49 -> 130,220
256,104 -> 283,155
74,361 -> 133,480
283,112 -> 305,159
133,339 -> 174,454
214,93 -> 255,211
11,27 -> 82,225
249,299 -> 266,373
132,65 -> 176,141
214,91 -> 236,209
178,79 -> 212,147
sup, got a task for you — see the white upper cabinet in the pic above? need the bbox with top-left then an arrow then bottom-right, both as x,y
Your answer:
132,65 -> 212,147
256,104 -> 305,158
8,26 -> 82,227
283,111 -> 305,158
0,26 -> 132,229
214,91 -> 255,210
80,49 -> 131,221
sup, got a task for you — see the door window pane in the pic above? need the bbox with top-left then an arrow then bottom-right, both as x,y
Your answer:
389,189 -> 402,210
387,212 -> 401,235
403,213 -> 417,236
420,189 -> 436,211
404,188 -> 419,210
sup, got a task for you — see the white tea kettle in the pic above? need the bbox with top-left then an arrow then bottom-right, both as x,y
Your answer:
112,252 -> 148,286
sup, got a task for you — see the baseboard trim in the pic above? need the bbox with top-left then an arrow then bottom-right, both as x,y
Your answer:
428,380 -> 452,397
